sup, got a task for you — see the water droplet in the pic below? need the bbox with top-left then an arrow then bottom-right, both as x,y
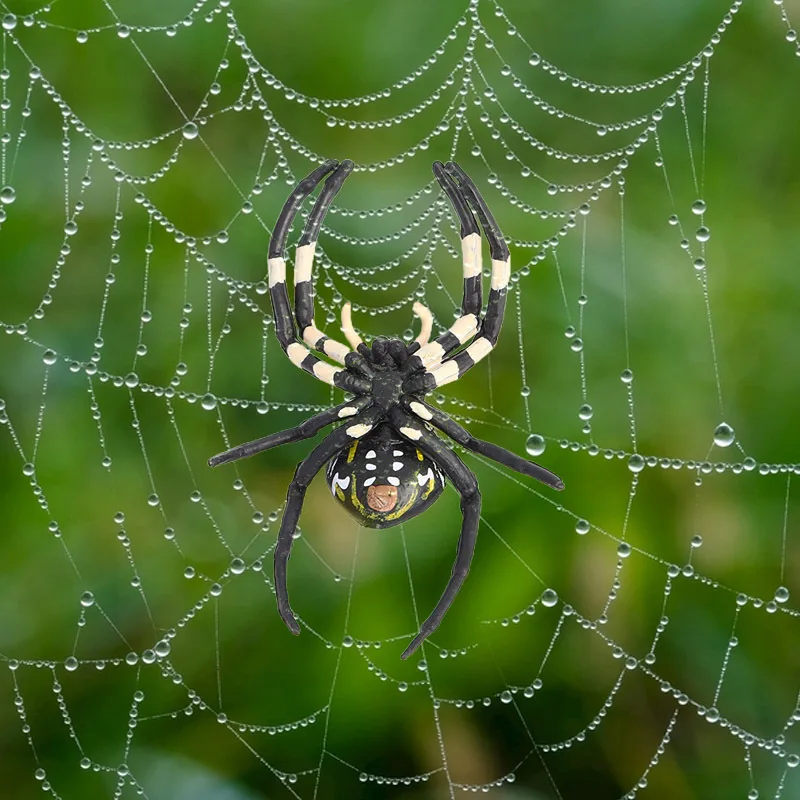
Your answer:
578,404 -> 593,420
230,558 -> 245,575
117,25 -> 130,38
695,226 -> 710,242
256,401 -> 269,415
0,185 -> 16,204
628,454 -> 645,473
200,393 -> 217,411
775,586 -> 790,604
528,53 -> 541,66
124,372 -> 139,388
64,656 -> 79,672
713,422 -> 735,447
691,199 -> 706,215
80,591 -> 95,607
575,519 -> 590,535
184,566 -> 195,579
500,690 -> 513,704
342,635 -> 354,648
617,542 -> 631,558
541,588 -> 558,607
76,30 -> 88,43
570,338 -> 584,352
2,14 -> 17,31
154,640 -> 171,657
620,368 -> 633,383
182,122 -> 199,140
398,681 -> 408,692
690,534 -> 703,548
64,220 -> 78,236
42,349 -> 57,365
525,434 -> 545,456
694,258 -> 706,271
147,493 -> 159,507
668,214 -> 679,226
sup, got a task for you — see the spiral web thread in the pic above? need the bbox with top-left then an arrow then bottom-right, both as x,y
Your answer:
0,0 -> 799,797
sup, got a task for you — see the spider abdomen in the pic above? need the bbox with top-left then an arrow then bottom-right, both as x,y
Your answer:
325,425 -> 445,529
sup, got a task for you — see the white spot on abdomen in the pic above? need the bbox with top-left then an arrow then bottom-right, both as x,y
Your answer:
331,472 -> 350,495
417,468 -> 434,485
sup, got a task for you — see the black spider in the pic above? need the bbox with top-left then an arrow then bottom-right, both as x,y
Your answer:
208,159 -> 564,659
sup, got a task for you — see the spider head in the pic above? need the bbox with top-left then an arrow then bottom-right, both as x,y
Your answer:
325,426 -> 445,529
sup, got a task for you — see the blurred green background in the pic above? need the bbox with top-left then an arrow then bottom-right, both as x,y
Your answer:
1,0 -> 799,797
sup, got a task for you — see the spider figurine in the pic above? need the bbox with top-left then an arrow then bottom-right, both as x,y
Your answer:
208,159 -> 564,659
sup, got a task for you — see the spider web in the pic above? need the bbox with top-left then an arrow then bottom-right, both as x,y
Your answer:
1,0 -> 799,797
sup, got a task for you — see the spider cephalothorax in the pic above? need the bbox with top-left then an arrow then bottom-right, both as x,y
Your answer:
208,159 -> 564,659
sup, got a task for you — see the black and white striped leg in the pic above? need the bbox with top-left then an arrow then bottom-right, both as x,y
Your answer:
267,161 -> 370,393
293,161 -> 372,378
207,396 -> 373,468
389,408 -> 481,660
433,161 -> 483,318
274,409 -> 380,635
401,396 -> 564,491
408,161 -> 485,373
425,162 -> 511,388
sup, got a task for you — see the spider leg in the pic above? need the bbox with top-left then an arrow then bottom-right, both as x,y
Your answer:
207,396 -> 373,467
389,408 -> 481,660
274,408 -> 381,635
401,395 -> 564,491
423,164 -> 510,386
267,161 -> 370,393
293,163 -> 373,378
407,162 -> 485,371
423,162 -> 511,388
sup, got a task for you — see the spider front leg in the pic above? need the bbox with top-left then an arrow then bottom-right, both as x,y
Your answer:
389,408 -> 481,660
274,409 -> 381,635
400,396 -> 564,491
